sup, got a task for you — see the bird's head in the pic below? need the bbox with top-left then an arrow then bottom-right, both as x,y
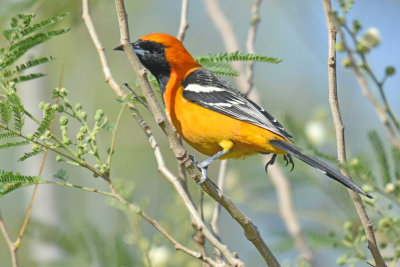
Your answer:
115,33 -> 201,87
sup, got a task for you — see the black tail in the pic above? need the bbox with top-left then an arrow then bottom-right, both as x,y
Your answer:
269,139 -> 372,198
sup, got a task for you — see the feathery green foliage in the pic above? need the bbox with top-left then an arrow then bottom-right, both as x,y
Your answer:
8,93 -> 25,132
0,99 -> 12,125
200,62 -> 239,76
0,170 -> 42,196
368,130 -> 391,186
19,148 -> 45,162
32,107 -> 56,138
0,131 -> 17,139
0,139 -> 29,149
0,13 -> 69,86
194,51 -> 281,77
195,51 -> 282,64
392,146 -> 400,181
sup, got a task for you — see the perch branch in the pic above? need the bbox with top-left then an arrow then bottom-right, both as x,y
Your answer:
322,1 -> 386,266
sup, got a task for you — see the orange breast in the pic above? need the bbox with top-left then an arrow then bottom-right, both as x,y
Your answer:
166,86 -> 288,159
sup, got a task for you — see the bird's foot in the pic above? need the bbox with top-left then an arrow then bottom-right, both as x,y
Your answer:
264,154 -> 277,173
189,155 -> 209,184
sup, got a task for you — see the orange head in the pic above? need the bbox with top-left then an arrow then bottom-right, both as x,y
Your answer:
115,33 -> 201,93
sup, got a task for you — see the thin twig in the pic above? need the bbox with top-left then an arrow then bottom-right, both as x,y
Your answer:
106,180 -> 221,266
82,0 -> 125,99
322,1 -> 386,266
105,100 -> 127,174
210,159 -> 229,263
0,215 -> 17,267
342,24 -> 400,132
203,0 -> 246,90
177,0 -> 189,42
244,0 -> 261,95
15,64 -> 64,250
337,26 -> 400,148
265,155 -> 313,263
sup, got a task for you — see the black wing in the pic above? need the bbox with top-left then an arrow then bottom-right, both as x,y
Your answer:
182,68 -> 293,140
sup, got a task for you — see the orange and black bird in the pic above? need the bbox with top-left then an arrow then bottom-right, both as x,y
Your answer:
115,33 -> 371,198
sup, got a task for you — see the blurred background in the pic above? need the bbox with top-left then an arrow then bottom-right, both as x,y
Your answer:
0,0 -> 399,266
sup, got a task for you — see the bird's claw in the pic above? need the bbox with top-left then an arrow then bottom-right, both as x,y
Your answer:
189,155 -> 209,184
264,154 -> 277,173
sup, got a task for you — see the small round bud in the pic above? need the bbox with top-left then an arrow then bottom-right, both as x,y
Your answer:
80,126 -> 87,134
57,105 -> 64,112
385,66 -> 395,76
336,42 -> 344,52
385,183 -> 396,194
51,104 -> 59,111
362,184 -> 373,193
349,158 -> 359,166
39,102 -> 46,109
378,217 -> 391,228
32,144 -> 40,150
26,134 -> 34,140
95,109 -> 104,121
353,20 -> 361,32
343,221 -> 352,231
59,116 -> 69,126
75,103 -> 82,110
80,111 -> 87,120
60,88 -> 67,96
43,103 -> 51,111
62,137 -> 71,144
76,132 -> 85,140
342,57 -> 351,67
356,43 -> 369,54
56,156 -> 63,162
336,255 -> 347,265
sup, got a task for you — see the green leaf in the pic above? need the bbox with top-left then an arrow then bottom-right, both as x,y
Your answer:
0,100 -> 12,125
392,146 -> 400,181
0,170 -> 42,196
19,148 -> 44,162
32,107 -> 56,138
0,131 -> 17,140
0,139 -> 30,149
195,51 -> 282,65
368,130 -> 391,186
385,66 -> 395,76
12,73 -> 46,83
15,57 -> 53,73
18,13 -> 69,40
101,122 -> 115,132
53,169 -> 67,181
201,62 -> 239,76
8,93 -> 25,132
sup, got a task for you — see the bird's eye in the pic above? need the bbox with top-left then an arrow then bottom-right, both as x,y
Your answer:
140,41 -> 164,54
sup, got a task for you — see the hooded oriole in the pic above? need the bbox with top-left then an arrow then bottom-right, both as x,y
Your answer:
115,33 -> 371,198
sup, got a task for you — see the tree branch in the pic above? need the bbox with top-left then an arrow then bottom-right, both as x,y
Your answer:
0,215 -> 17,267
177,0 -> 189,42
322,1 -> 386,266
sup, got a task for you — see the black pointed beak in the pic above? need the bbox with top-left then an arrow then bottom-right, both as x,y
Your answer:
114,42 -> 146,56
114,45 -> 124,51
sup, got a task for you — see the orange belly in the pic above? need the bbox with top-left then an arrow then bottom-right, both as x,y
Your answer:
167,88 -> 288,159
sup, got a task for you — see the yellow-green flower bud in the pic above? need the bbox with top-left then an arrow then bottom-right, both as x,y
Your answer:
342,57 -> 351,67
59,116 -> 68,126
